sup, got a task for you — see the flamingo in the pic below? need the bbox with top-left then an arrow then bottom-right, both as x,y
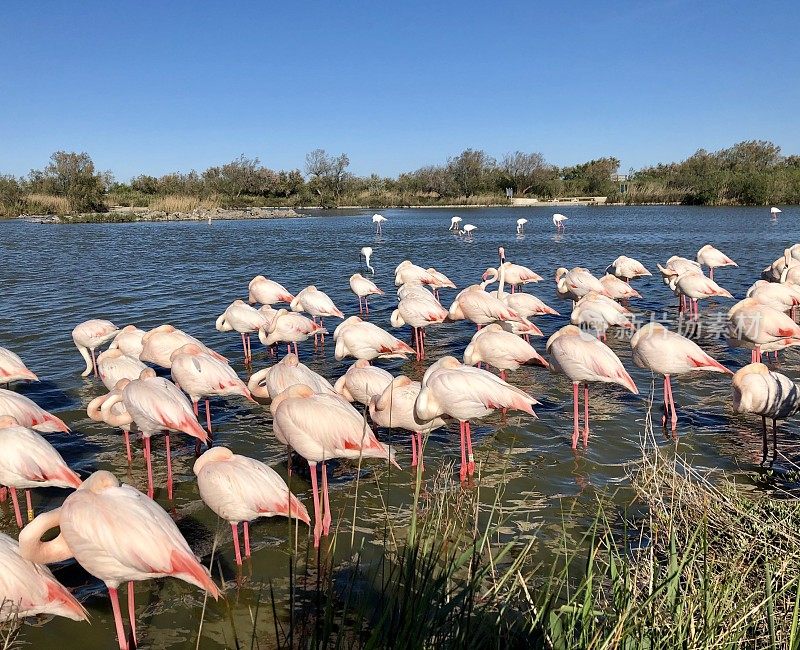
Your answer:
630,323 -> 731,431
448,263 -> 530,332
271,384 -> 399,547
97,349 -> 148,391
555,267 -> 607,303
248,275 -> 294,306
0,347 -> 38,385
546,325 -> 638,449
193,447 -> 310,565
248,353 -> 335,401
425,268 -> 457,300
291,286 -> 344,347
72,319 -> 119,377
349,273 -> 384,315
463,324 -> 549,380
668,271 -> 733,317
360,247 -> 375,273
449,216 -> 462,231
415,357 -> 538,480
732,363 -> 800,463
369,376 -> 447,470
19,471 -> 219,650
333,316 -> 415,361
109,325 -> 146,359
770,206 -> 782,218
501,292 -> 560,319
516,218 -> 528,234
99,369 -> 210,499
394,260 -> 438,287
599,274 -> 641,300
333,359 -> 393,406
88,384 -> 137,464
258,309 -> 326,356
727,298 -> 800,362
570,292 -> 634,339
372,213 -> 387,234
0,532 -> 87,623
216,299 -> 271,364
170,344 -> 254,435
0,416 -> 81,528
0,389 -> 69,432
460,224 -> 477,237
139,325 -> 226,369
553,213 -> 568,232
482,247 -> 543,293
696,245 -> 737,281
747,280 -> 800,314
605,256 -> 651,282
391,292 -> 448,361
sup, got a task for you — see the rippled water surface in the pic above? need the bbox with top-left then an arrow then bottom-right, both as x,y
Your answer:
2,205 -> 799,647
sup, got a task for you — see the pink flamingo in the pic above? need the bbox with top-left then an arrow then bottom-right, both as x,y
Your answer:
728,298 -> 800,362
97,348 -> 147,391
570,293 -> 634,339
546,325 -> 638,449
248,275 -> 294,306
599,274 -> 642,300
333,316 -> 415,361
193,447 -> 310,565
349,273 -> 384,315
553,213 -> 568,232
139,325 -> 227,369
100,369 -> 209,499
696,244 -> 737,281
20,471 -> 219,650
631,323 -> 731,431
463,324 -> 548,379
170,343 -> 254,435
394,260 -> 439,287
425,268 -> 457,300
391,293 -> 448,361
88,384 -> 137,464
415,357 -> 538,480
0,388 -> 69,432
109,325 -> 146,358
369,376 -> 447,470
0,416 -> 81,528
555,267 -> 608,303
0,347 -> 38,385
495,246 -> 544,291
669,271 -> 733,317
747,280 -> 800,314
271,384 -> 399,547
258,309 -> 326,357
215,299 -> 271,364
72,319 -> 119,377
0,532 -> 87,623
333,359 -> 393,406
248,353 -> 336,401
290,286 -> 344,347
605,256 -> 651,282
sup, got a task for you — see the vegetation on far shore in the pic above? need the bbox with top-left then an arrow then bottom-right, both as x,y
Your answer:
1,140 -> 799,218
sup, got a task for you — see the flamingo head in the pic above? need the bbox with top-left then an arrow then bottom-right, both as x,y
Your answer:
193,446 -> 235,475
0,415 -> 20,429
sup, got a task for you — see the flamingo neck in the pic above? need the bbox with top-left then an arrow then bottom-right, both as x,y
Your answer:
18,507 -> 73,564
498,264 -> 506,298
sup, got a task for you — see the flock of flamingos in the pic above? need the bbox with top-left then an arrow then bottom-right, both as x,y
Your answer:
2,211 -> 800,649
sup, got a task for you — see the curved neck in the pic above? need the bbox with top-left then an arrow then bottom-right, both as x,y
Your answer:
497,264 -> 506,297
99,392 -> 133,427
18,507 -> 73,564
77,346 -> 92,377
247,367 -> 271,398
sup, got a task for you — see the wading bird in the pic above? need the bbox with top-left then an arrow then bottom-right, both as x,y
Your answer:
216,299 -> 272,364
0,347 -> 38,385
553,213 -> 568,232
372,213 -> 387,234
72,319 -> 119,377
334,359 -> 394,406
516,218 -> 527,234
349,273 -> 384,315
247,275 -> 294,306
696,245 -> 737,281
360,247 -> 374,273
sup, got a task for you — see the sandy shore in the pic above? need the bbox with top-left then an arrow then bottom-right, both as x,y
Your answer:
21,206 -> 307,224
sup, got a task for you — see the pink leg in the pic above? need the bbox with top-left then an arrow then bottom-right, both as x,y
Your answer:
500,370 -> 507,381
309,462 -> 322,547
465,421 -> 475,475
25,489 -> 33,523
205,399 -> 212,437
666,376 -> 678,431
241,332 -> 248,362
9,487 -> 23,528
365,297 -> 370,315
358,296 -> 363,315
243,521 -> 251,558
247,333 -> 252,362
293,342 -> 298,356
165,433 -> 173,501
756,346 -> 762,363
230,522 -> 242,565
572,383 -> 580,449
709,267 -> 714,281
144,437 -> 154,498
108,587 -> 130,650
0,487 -> 6,503
127,581 -> 137,648
320,318 -> 325,345
661,376 -> 669,427
321,462 -> 331,535
583,384 -> 590,447
411,432 -> 418,466
91,348 -> 98,376
193,400 -> 198,416
417,432 -> 424,472
459,421 -> 467,481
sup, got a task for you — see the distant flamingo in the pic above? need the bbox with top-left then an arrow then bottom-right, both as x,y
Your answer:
696,245 -> 737,281
370,376 -> 447,470
248,353 -> 335,401
553,213 -> 568,232
391,292 -> 448,360
372,213 -> 387,234
291,286 -> 344,347
20,471 -> 219,650
72,319 -> 119,377
333,316 -> 415,361
100,369 -> 209,499
0,532 -> 87,623
449,216 -> 462,231
460,224 -> 477,237
194,447 -> 309,565
546,325 -> 638,449
360,247 -> 375,273
463,324 -> 548,379
770,206 -> 782,218
333,359 -> 393,406
248,275 -> 294,306
0,347 -> 38,385
516,218 -> 528,234
605,256 -> 651,282
258,309 -> 326,356
727,298 -> 800,362
349,273 -> 384,315
416,357 -> 538,480
216,299 -> 271,364
271,385 -> 399,547
139,325 -> 226,369
0,389 -> 69,432
97,349 -> 147,391
631,323 -> 731,431
109,325 -> 146,359
732,363 -> 800,462
0,416 -> 81,528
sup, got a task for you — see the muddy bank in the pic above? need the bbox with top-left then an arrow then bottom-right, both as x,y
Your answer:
21,206 -> 307,224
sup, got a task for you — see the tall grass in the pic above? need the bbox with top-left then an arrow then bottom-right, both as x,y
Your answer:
148,194 -> 221,213
24,193 -> 71,215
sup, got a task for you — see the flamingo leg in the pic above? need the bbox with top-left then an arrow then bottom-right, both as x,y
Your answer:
247,333 -> 252,363
205,399 -> 212,438
320,318 -> 325,345
127,581 -> 137,649
90,348 -> 98,377
312,316 -> 318,349
241,332 -> 248,363
293,342 -> 298,356
465,421 -> 475,476
417,432 -> 424,472
165,433 -> 173,501
231,522 -> 242,566
571,383 -> 580,449
321,462 -> 331,535
666,375 -> 678,430
309,462 -> 322,547
756,346 -> 762,363
459,421 -> 467,481
25,489 -> 33,523
287,344 -> 292,356
9,487 -> 23,528
358,296 -> 363,315
709,267 -> 714,281
193,400 -> 198,416
661,376 -> 669,427
411,431 -> 418,466
123,430 -> 132,464
365,297 -> 369,315
500,370 -> 507,381
772,419 -> 778,463
144,437 -> 154,498
244,521 -> 251,558
108,587 -> 130,650
582,383 -> 590,447
761,416 -> 768,463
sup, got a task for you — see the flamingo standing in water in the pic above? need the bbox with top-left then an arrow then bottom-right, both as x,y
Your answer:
605,256 -> 651,282
770,206 -> 782,219
0,389 -> 69,432
139,325 -> 226,369
88,383 -> 137,464
391,291 -> 448,361
555,267 -> 607,303
546,325 -> 638,449
349,273 -> 384,315
483,247 -> 543,293
100,369 -> 209,499
109,325 -> 146,358
360,247 -> 375,273
599,274 -> 641,300
463,324 -> 548,379
333,359 -> 393,406
258,309 -> 326,356
193,447 -> 309,565
668,271 -> 733,317
732,363 -> 800,463
0,532 -> 87,623
0,416 -> 81,528
216,299 -> 271,364
20,471 -> 219,650
415,357 -> 538,480
570,292 -> 634,339
291,286 -> 344,347
0,347 -> 38,385
248,353 -> 335,401
271,384 -> 399,547
394,260 -> 438,287
516,218 -> 528,234
97,349 -> 147,391
449,216 -> 462,231
425,268 -> 457,300
630,323 -> 731,431
72,319 -> 119,377
372,213 -> 387,234
333,316 -> 415,361
696,245 -> 737,281
727,298 -> 800,362
460,224 -> 477,238
248,275 -> 294,306
370,376 -> 447,470
553,213 -> 568,232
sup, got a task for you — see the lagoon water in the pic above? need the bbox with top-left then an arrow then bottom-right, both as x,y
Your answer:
1,205 -> 799,647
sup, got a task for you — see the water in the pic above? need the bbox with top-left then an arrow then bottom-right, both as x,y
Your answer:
1,205 -> 798,647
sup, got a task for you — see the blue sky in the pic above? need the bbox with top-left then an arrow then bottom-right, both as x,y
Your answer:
1,1 -> 798,181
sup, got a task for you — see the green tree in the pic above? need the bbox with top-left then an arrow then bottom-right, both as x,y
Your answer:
31,151 -> 109,212
447,149 -> 494,197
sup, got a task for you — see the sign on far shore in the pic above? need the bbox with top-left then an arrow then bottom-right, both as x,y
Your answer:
511,196 -> 608,206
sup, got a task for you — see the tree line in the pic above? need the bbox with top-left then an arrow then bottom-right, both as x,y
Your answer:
0,140 -> 798,216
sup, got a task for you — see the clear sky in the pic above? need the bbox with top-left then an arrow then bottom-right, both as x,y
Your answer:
1,0 -> 798,181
